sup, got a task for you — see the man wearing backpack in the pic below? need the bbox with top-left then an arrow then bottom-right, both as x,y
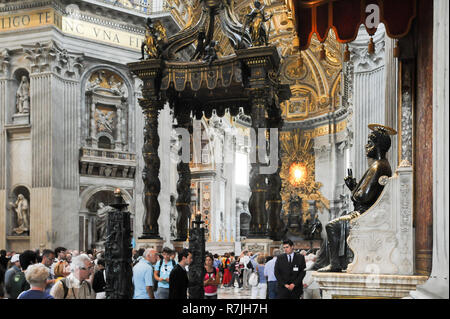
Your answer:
240,251 -> 252,289
50,254 -> 95,299
5,250 -> 37,299
154,247 -> 176,299
4,254 -> 20,298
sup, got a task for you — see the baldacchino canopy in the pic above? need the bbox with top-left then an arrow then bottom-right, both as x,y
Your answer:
289,0 -> 417,50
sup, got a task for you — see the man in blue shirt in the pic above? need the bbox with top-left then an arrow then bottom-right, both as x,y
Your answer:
213,254 -> 221,269
264,249 -> 280,299
154,247 -> 176,299
132,248 -> 157,299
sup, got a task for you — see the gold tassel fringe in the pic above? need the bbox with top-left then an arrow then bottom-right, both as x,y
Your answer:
368,37 -> 375,55
320,43 -> 326,60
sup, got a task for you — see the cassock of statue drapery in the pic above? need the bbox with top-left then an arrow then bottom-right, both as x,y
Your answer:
286,0 -> 416,59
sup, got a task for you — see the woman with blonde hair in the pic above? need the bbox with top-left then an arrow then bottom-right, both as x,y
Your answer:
250,254 -> 268,299
17,263 -> 54,299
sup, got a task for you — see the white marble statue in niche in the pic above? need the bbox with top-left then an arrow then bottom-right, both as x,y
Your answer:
10,194 -> 29,235
16,76 -> 30,114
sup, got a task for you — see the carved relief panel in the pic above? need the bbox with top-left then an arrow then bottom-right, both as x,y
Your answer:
85,69 -> 129,151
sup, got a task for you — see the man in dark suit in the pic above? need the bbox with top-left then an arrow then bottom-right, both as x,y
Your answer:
274,239 -> 306,299
169,249 -> 193,299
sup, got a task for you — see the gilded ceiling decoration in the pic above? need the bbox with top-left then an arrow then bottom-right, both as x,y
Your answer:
167,0 -> 343,122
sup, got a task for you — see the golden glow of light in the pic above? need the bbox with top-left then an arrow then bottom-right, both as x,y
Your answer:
289,162 -> 307,186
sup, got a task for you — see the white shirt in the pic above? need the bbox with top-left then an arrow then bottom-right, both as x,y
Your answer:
241,255 -> 250,270
287,253 -> 294,263
303,261 -> 320,289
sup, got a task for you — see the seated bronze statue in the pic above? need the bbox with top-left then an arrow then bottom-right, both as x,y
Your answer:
315,124 -> 397,272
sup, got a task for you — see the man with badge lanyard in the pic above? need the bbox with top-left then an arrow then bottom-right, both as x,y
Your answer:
274,239 -> 306,299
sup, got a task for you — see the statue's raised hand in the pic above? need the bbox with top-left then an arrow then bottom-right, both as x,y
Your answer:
344,168 -> 357,191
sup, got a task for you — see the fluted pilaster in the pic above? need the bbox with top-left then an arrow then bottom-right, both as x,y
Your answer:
350,25 -> 386,180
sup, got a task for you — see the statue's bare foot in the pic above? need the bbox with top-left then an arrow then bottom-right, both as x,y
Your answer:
317,265 -> 342,272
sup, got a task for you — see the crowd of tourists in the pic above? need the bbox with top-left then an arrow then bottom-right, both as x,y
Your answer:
0,247 -> 105,299
213,241 -> 320,299
0,240 -> 321,299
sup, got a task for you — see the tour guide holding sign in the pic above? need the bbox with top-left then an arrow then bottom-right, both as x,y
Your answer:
274,239 -> 306,299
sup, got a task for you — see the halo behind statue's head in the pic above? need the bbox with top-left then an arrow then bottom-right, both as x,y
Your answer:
368,124 -> 397,135
367,124 -> 395,155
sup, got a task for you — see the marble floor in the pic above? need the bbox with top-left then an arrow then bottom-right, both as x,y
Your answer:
217,285 -> 253,299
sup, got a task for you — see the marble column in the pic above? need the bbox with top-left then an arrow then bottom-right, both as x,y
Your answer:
115,105 -> 123,150
413,0 -> 434,276
90,100 -> 97,147
224,133 -> 237,242
158,103 -> 173,246
0,50 -> 10,249
384,36 -> 399,170
410,0 -> 449,299
133,79 -> 145,242
349,25 -> 386,179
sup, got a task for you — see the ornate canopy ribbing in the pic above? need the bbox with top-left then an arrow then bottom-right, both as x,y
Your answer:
290,0 -> 417,50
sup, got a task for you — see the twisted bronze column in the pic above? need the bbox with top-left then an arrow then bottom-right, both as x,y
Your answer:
266,104 -> 284,241
248,91 -> 268,238
139,98 -> 163,239
174,106 -> 192,241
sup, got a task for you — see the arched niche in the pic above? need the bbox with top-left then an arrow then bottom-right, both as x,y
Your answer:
9,184 -> 31,236
97,134 -> 114,150
10,68 -> 30,124
80,185 -> 133,213
79,186 -> 133,249
81,67 -> 131,151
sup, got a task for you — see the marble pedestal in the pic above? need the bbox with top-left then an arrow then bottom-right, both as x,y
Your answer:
312,272 -> 428,299
12,113 -> 29,125
7,235 -> 30,252
136,238 -> 164,252
241,238 -> 275,255
171,241 -> 189,253
205,242 -> 236,255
